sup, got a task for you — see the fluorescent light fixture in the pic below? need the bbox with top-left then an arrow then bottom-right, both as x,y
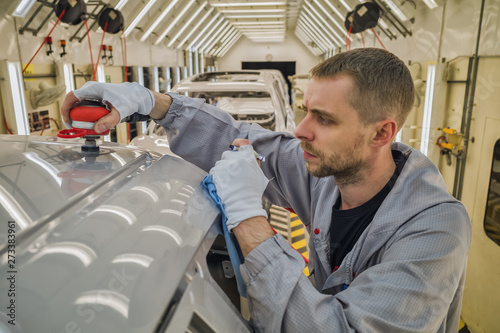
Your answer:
153,66 -> 160,92
212,28 -> 238,53
183,66 -> 188,79
12,0 -> 37,17
231,21 -> 284,25
383,0 -> 409,22
338,0 -> 352,11
319,0 -> 346,21
422,0 -> 439,9
295,29 -> 322,56
96,64 -> 105,83
114,0 -> 129,11
177,7 -> 215,49
165,67 -> 171,91
124,0 -> 158,37
239,28 -> 286,32
395,129 -> 402,142
297,21 -> 327,52
420,64 -> 436,156
304,2 -> 342,46
175,66 -> 181,84
314,0 -> 351,41
200,52 -> 205,72
200,21 -> 231,53
211,2 -> 286,6
154,0 -> 196,45
216,33 -> 242,57
217,27 -> 237,45
301,13 -> 333,49
224,14 -> 285,18
188,50 -> 193,76
191,16 -> 225,50
218,9 -> 285,13
7,61 -> 29,135
306,2 -> 344,44
187,13 -> 222,50
140,0 -> 179,41
167,1 -> 208,47
63,63 -> 74,94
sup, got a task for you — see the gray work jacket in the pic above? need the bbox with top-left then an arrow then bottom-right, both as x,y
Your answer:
157,93 -> 472,333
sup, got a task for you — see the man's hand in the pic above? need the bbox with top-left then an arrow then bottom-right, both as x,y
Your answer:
210,144 -> 269,231
60,81 -> 156,133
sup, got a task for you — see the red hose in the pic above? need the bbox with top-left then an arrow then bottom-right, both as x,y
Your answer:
22,10 -> 65,74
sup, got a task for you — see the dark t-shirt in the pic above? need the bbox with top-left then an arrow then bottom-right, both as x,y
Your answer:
329,150 -> 407,270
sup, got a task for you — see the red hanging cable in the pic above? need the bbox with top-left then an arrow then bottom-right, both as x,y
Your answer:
22,10 -> 65,74
371,28 -> 387,50
4,118 -> 14,134
361,32 -> 365,48
93,21 -> 108,81
347,26 -> 352,51
122,30 -> 128,82
84,19 -> 95,80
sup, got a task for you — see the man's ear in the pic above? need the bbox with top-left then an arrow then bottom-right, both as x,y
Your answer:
371,119 -> 397,147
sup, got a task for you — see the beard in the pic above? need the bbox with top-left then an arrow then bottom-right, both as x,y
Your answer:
300,140 -> 370,187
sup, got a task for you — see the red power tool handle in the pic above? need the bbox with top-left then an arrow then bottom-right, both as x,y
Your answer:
57,104 -> 110,138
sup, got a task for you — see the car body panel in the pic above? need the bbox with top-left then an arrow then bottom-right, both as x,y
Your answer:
0,135 -> 250,332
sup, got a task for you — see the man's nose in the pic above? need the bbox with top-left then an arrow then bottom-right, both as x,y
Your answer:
294,113 -> 313,142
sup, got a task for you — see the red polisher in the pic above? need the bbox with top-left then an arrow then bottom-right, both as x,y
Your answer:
57,99 -> 110,153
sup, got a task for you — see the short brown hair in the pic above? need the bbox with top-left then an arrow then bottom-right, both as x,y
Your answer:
310,48 -> 414,131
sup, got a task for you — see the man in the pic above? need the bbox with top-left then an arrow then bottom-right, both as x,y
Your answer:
61,48 -> 471,332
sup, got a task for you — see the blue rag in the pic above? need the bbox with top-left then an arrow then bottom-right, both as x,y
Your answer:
202,175 -> 247,298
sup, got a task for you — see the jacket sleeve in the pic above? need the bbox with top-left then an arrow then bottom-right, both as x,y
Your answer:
155,93 -> 314,223
240,202 -> 471,333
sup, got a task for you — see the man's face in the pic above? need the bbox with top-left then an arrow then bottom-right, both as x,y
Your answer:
294,75 -> 373,186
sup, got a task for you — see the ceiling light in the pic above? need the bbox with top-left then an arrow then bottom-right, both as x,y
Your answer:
140,0 -> 180,41
210,2 -> 286,6
218,9 -> 285,13
199,21 -> 230,52
124,0 -> 158,37
167,1 -> 208,47
155,0 -> 196,45
230,21 -> 285,25
187,13 -> 222,49
191,17 -> 225,50
422,0 -> 439,9
383,0 -> 409,22
224,14 -> 285,19
114,0 -> 129,11
215,32 -> 242,57
12,0 -> 37,17
303,3 -> 342,46
318,0 -> 344,21
177,7 -> 215,49
313,0 -> 351,41
212,28 -> 239,55
297,20 -> 327,52
301,13 -> 334,48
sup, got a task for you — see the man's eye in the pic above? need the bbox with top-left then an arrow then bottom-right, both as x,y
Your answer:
318,116 -> 331,125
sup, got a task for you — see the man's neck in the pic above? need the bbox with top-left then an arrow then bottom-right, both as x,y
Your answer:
337,150 -> 396,210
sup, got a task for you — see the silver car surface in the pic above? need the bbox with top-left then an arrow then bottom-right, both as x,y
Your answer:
0,135 -> 251,332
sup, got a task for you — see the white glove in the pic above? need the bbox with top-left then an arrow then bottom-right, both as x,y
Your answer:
73,81 -> 155,121
210,145 -> 269,231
